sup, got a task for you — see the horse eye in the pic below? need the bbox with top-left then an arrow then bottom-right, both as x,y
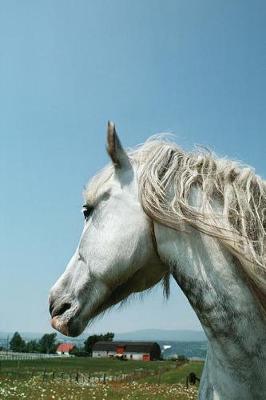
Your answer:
82,205 -> 93,220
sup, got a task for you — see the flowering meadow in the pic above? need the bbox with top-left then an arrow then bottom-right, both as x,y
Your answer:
0,358 -> 202,399
0,376 -> 198,400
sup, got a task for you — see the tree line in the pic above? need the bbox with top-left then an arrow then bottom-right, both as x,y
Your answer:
5,331 -> 114,355
8,332 -> 58,354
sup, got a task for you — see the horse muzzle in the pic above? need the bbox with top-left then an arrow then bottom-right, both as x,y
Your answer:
49,297 -> 83,336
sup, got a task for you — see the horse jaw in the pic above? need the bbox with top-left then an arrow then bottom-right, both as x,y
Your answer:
49,246 -> 165,337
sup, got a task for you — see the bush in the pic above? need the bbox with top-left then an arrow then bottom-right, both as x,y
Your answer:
73,351 -> 91,357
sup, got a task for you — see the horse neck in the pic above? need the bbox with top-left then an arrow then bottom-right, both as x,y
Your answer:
155,222 -> 266,398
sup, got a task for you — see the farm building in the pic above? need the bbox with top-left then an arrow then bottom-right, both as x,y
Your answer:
56,343 -> 75,356
92,341 -> 161,361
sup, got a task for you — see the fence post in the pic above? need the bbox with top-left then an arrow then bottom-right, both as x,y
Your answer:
158,369 -> 161,384
42,369 -> 46,382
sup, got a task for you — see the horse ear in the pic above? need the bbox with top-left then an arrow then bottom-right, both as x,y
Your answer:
106,121 -> 131,171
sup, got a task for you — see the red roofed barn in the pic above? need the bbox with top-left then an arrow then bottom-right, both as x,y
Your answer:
56,343 -> 75,356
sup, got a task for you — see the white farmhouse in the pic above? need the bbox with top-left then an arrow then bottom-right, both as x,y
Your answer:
92,341 -> 161,361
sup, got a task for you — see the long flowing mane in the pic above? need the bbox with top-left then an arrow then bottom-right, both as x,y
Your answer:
133,137 -> 266,302
86,137 -> 266,305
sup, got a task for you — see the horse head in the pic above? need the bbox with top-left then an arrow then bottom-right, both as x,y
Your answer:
49,122 -> 167,336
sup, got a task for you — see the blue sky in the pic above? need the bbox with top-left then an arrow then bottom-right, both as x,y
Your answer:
0,0 -> 265,335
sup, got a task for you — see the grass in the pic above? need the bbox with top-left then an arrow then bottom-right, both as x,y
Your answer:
1,357 -> 174,377
140,361 -> 203,384
0,357 -> 204,399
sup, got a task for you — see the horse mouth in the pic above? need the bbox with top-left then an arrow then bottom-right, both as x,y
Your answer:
50,278 -> 134,337
50,311 -> 83,337
51,315 -> 71,336
49,300 -> 82,337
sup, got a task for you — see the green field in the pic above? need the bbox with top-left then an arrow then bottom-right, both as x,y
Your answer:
1,357 -> 174,375
0,357 -> 204,399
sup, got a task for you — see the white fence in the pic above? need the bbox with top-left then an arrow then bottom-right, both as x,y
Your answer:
0,351 -> 61,361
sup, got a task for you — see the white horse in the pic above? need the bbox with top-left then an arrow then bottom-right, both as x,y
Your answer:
49,122 -> 266,399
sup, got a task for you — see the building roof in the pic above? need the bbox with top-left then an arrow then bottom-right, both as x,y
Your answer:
92,341 -> 160,353
57,343 -> 75,353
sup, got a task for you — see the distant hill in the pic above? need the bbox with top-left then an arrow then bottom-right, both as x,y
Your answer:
114,329 -> 206,342
0,328 -> 206,345
0,332 -> 44,341
0,331 -> 86,347
158,340 -> 207,359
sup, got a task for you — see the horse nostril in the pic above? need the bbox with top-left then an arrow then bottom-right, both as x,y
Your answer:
49,301 -> 54,316
52,302 -> 72,318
